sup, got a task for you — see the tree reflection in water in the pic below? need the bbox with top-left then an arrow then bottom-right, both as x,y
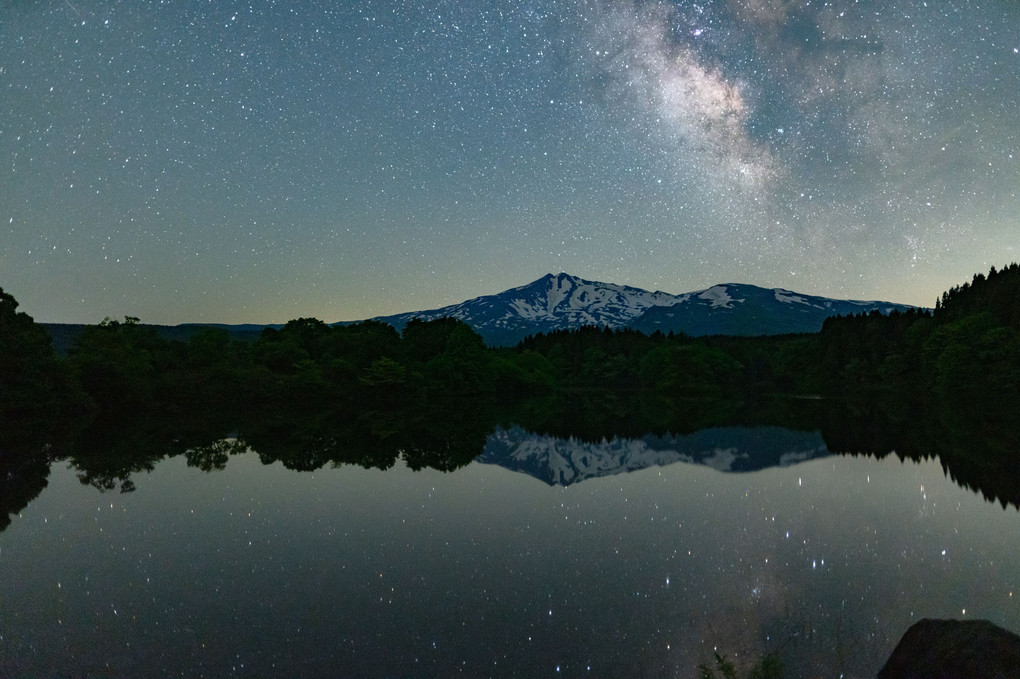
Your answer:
3,391 -> 1017,527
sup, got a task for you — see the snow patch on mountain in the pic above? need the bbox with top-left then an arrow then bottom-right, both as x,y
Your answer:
775,289 -> 813,306
698,285 -> 742,309
508,298 -> 553,320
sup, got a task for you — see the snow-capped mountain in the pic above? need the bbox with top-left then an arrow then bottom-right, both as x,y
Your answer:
365,273 -> 919,346
369,273 -> 682,346
628,283 -> 919,337
477,425 -> 830,486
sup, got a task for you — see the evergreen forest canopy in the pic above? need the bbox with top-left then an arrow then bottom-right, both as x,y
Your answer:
1,264 -> 1019,512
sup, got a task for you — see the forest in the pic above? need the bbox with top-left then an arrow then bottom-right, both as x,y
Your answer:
6,264 -> 1019,416
2,264 -> 1019,510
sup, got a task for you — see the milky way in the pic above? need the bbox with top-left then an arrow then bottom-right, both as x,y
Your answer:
1,1 -> 1017,323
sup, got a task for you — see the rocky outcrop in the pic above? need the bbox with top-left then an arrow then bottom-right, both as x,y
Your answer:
878,618 -> 1020,679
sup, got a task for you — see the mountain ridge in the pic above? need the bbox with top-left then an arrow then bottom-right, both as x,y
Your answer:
365,273 -> 920,346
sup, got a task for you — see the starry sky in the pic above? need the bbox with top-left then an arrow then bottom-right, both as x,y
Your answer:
2,1 -> 1018,324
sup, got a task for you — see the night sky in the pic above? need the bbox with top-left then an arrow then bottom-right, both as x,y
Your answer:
2,1 -> 1018,324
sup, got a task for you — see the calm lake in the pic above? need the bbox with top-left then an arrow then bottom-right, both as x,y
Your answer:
2,423 -> 1018,677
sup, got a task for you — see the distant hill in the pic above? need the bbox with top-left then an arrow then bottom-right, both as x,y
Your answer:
42,322 -> 275,355
628,282 -> 918,337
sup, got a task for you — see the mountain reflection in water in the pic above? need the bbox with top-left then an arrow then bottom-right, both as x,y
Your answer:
480,425 -> 829,486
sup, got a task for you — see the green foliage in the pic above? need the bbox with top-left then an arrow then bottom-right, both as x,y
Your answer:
936,262 -> 1020,328
415,320 -> 492,394
0,287 -> 66,416
69,316 -> 171,412
518,325 -> 753,394
815,264 -> 1020,414
359,356 -> 408,388
500,349 -> 557,390
402,317 -> 466,362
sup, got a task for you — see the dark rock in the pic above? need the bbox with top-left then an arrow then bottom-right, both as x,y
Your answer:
878,618 -> 1020,679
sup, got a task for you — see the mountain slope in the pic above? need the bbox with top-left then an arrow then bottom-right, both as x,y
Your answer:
627,283 -> 919,337
368,273 -> 681,346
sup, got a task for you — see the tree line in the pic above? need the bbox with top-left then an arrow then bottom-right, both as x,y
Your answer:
3,264 -> 1019,424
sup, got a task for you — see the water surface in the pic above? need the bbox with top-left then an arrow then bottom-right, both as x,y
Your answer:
1,427 -> 1018,677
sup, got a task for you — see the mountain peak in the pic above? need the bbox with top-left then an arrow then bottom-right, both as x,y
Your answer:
369,272 -> 680,345
535,272 -> 582,286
